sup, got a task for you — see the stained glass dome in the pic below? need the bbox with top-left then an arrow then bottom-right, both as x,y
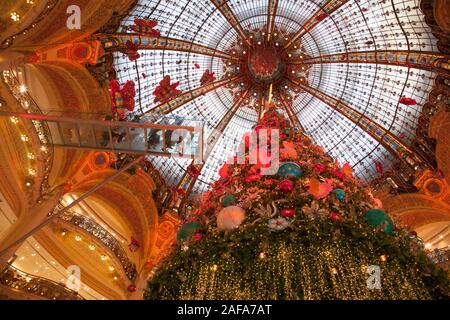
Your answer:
113,0 -> 439,194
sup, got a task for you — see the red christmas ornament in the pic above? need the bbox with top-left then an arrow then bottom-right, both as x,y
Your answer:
330,212 -> 342,222
281,209 -> 296,218
279,179 -> 294,192
127,284 -> 137,293
399,97 -> 417,106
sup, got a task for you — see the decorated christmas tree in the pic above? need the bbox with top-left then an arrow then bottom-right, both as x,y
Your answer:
145,107 -> 449,300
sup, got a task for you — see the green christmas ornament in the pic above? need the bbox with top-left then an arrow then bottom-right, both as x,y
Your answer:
364,209 -> 394,234
277,162 -> 302,178
176,221 -> 201,242
333,189 -> 346,201
221,194 -> 237,207
283,128 -> 291,135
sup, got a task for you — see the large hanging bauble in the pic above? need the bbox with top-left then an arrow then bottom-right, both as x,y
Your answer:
217,206 -> 246,231
364,209 -> 394,234
220,194 -> 237,207
176,221 -> 202,242
277,162 -> 302,179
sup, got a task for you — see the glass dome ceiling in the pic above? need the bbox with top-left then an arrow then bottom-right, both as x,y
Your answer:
113,0 -> 439,194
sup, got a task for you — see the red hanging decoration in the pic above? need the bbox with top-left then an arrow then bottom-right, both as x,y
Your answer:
187,164 -> 201,178
375,161 -> 384,175
194,63 -> 201,69
128,237 -> 140,252
109,80 -> 136,118
200,69 -> 216,85
120,40 -> 141,62
127,284 -> 137,293
121,80 -> 136,111
153,75 -> 182,103
130,18 -> 161,37
399,97 -> 417,106
316,13 -> 330,22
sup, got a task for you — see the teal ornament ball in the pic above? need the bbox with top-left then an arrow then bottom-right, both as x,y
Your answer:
333,189 -> 346,201
283,128 -> 291,135
176,222 -> 201,242
221,194 -> 237,207
278,162 -> 302,179
364,209 -> 394,234
294,127 -> 299,132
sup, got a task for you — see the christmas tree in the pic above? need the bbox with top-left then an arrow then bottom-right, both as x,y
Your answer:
145,107 -> 449,300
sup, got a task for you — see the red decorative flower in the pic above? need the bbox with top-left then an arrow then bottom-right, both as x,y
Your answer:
330,169 -> 345,180
279,179 -> 294,192
281,209 -> 296,218
313,163 -> 326,173
219,163 -> 232,178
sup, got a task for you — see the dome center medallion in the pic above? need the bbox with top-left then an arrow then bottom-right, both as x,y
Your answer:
247,47 -> 285,85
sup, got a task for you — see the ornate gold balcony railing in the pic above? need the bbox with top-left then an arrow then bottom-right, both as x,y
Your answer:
0,264 -> 84,300
2,70 -> 54,197
1,0 -> 59,49
55,205 -> 138,281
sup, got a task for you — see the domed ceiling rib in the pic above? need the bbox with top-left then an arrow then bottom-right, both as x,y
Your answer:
211,0 -> 253,47
266,0 -> 279,42
283,0 -> 349,50
292,51 -> 449,74
100,34 -> 241,60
